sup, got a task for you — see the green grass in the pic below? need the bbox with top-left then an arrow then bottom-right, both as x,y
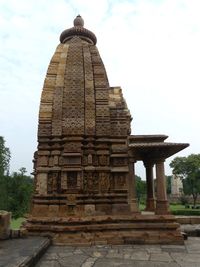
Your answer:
139,203 -> 200,215
170,204 -> 200,215
139,203 -> 145,211
170,204 -> 185,211
10,217 -> 25,229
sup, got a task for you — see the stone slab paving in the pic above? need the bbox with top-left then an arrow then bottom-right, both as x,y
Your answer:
0,236 -> 50,267
1,237 -> 200,267
35,237 -> 200,267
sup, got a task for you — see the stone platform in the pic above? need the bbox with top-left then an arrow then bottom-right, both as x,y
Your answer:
0,236 -> 50,267
25,214 -> 183,245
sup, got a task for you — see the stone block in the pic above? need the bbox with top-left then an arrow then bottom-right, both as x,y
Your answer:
190,217 -> 200,224
19,227 -> 28,237
49,205 -> 59,216
112,204 -> 130,215
56,75 -> 64,87
96,204 -> 112,215
36,173 -> 47,194
76,205 -> 84,216
10,229 -> 20,238
0,211 -> 11,240
44,76 -> 56,88
32,205 -> 49,216
41,89 -> 54,102
59,205 -> 67,216
108,237 -> 123,245
176,217 -> 190,224
85,205 -> 96,216
51,52 -> 61,63
47,63 -> 59,74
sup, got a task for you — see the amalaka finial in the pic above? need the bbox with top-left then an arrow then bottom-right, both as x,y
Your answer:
60,15 -> 97,45
73,15 -> 84,27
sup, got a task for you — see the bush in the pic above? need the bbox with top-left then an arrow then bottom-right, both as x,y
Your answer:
172,209 -> 200,216
179,195 -> 189,205
138,197 -> 146,205
170,202 -> 179,206
0,170 -> 33,219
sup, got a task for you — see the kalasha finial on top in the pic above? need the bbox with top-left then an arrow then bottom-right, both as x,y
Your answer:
73,15 -> 84,27
60,15 -> 97,45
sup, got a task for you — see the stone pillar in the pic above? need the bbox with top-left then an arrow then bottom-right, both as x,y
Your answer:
128,158 -> 140,213
155,160 -> 170,215
144,161 -> 155,211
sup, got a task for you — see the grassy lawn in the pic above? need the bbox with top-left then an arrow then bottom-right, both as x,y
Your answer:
170,204 -> 185,211
10,217 -> 25,229
170,204 -> 200,215
139,203 -> 186,211
139,203 -> 200,215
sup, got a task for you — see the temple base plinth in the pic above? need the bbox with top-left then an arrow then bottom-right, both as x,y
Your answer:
25,214 -> 183,245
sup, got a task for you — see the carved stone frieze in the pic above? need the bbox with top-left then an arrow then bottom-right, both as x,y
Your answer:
84,172 -> 98,192
47,172 -> 60,193
99,172 -> 110,192
113,157 -> 126,166
114,173 -> 127,189
99,155 -> 109,166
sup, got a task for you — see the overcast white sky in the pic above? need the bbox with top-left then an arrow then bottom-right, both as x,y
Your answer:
0,0 -> 199,178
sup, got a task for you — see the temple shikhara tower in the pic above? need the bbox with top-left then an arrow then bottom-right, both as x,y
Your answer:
26,16 -> 189,244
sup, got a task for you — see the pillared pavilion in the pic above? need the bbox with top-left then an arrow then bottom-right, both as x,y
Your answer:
26,16 -> 189,245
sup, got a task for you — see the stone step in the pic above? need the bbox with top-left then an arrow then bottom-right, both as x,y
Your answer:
0,237 -> 51,267
176,216 -> 200,224
51,230 -> 183,245
25,215 -> 183,245
26,221 -> 180,232
19,237 -> 51,267
27,214 -> 177,224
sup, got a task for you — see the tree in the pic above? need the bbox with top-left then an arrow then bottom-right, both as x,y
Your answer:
170,154 -> 200,207
166,175 -> 172,195
0,174 -> 10,211
0,136 -> 11,176
0,136 -> 11,210
135,175 -> 146,203
0,137 -> 33,217
8,168 -> 33,218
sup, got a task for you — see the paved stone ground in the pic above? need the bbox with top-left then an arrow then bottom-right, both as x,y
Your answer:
36,237 -> 200,267
1,236 -> 200,267
0,236 -> 50,267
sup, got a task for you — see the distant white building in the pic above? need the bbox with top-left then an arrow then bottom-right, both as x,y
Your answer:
171,175 -> 183,196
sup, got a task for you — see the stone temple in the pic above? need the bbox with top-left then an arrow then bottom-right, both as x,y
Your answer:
26,16 -> 189,245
